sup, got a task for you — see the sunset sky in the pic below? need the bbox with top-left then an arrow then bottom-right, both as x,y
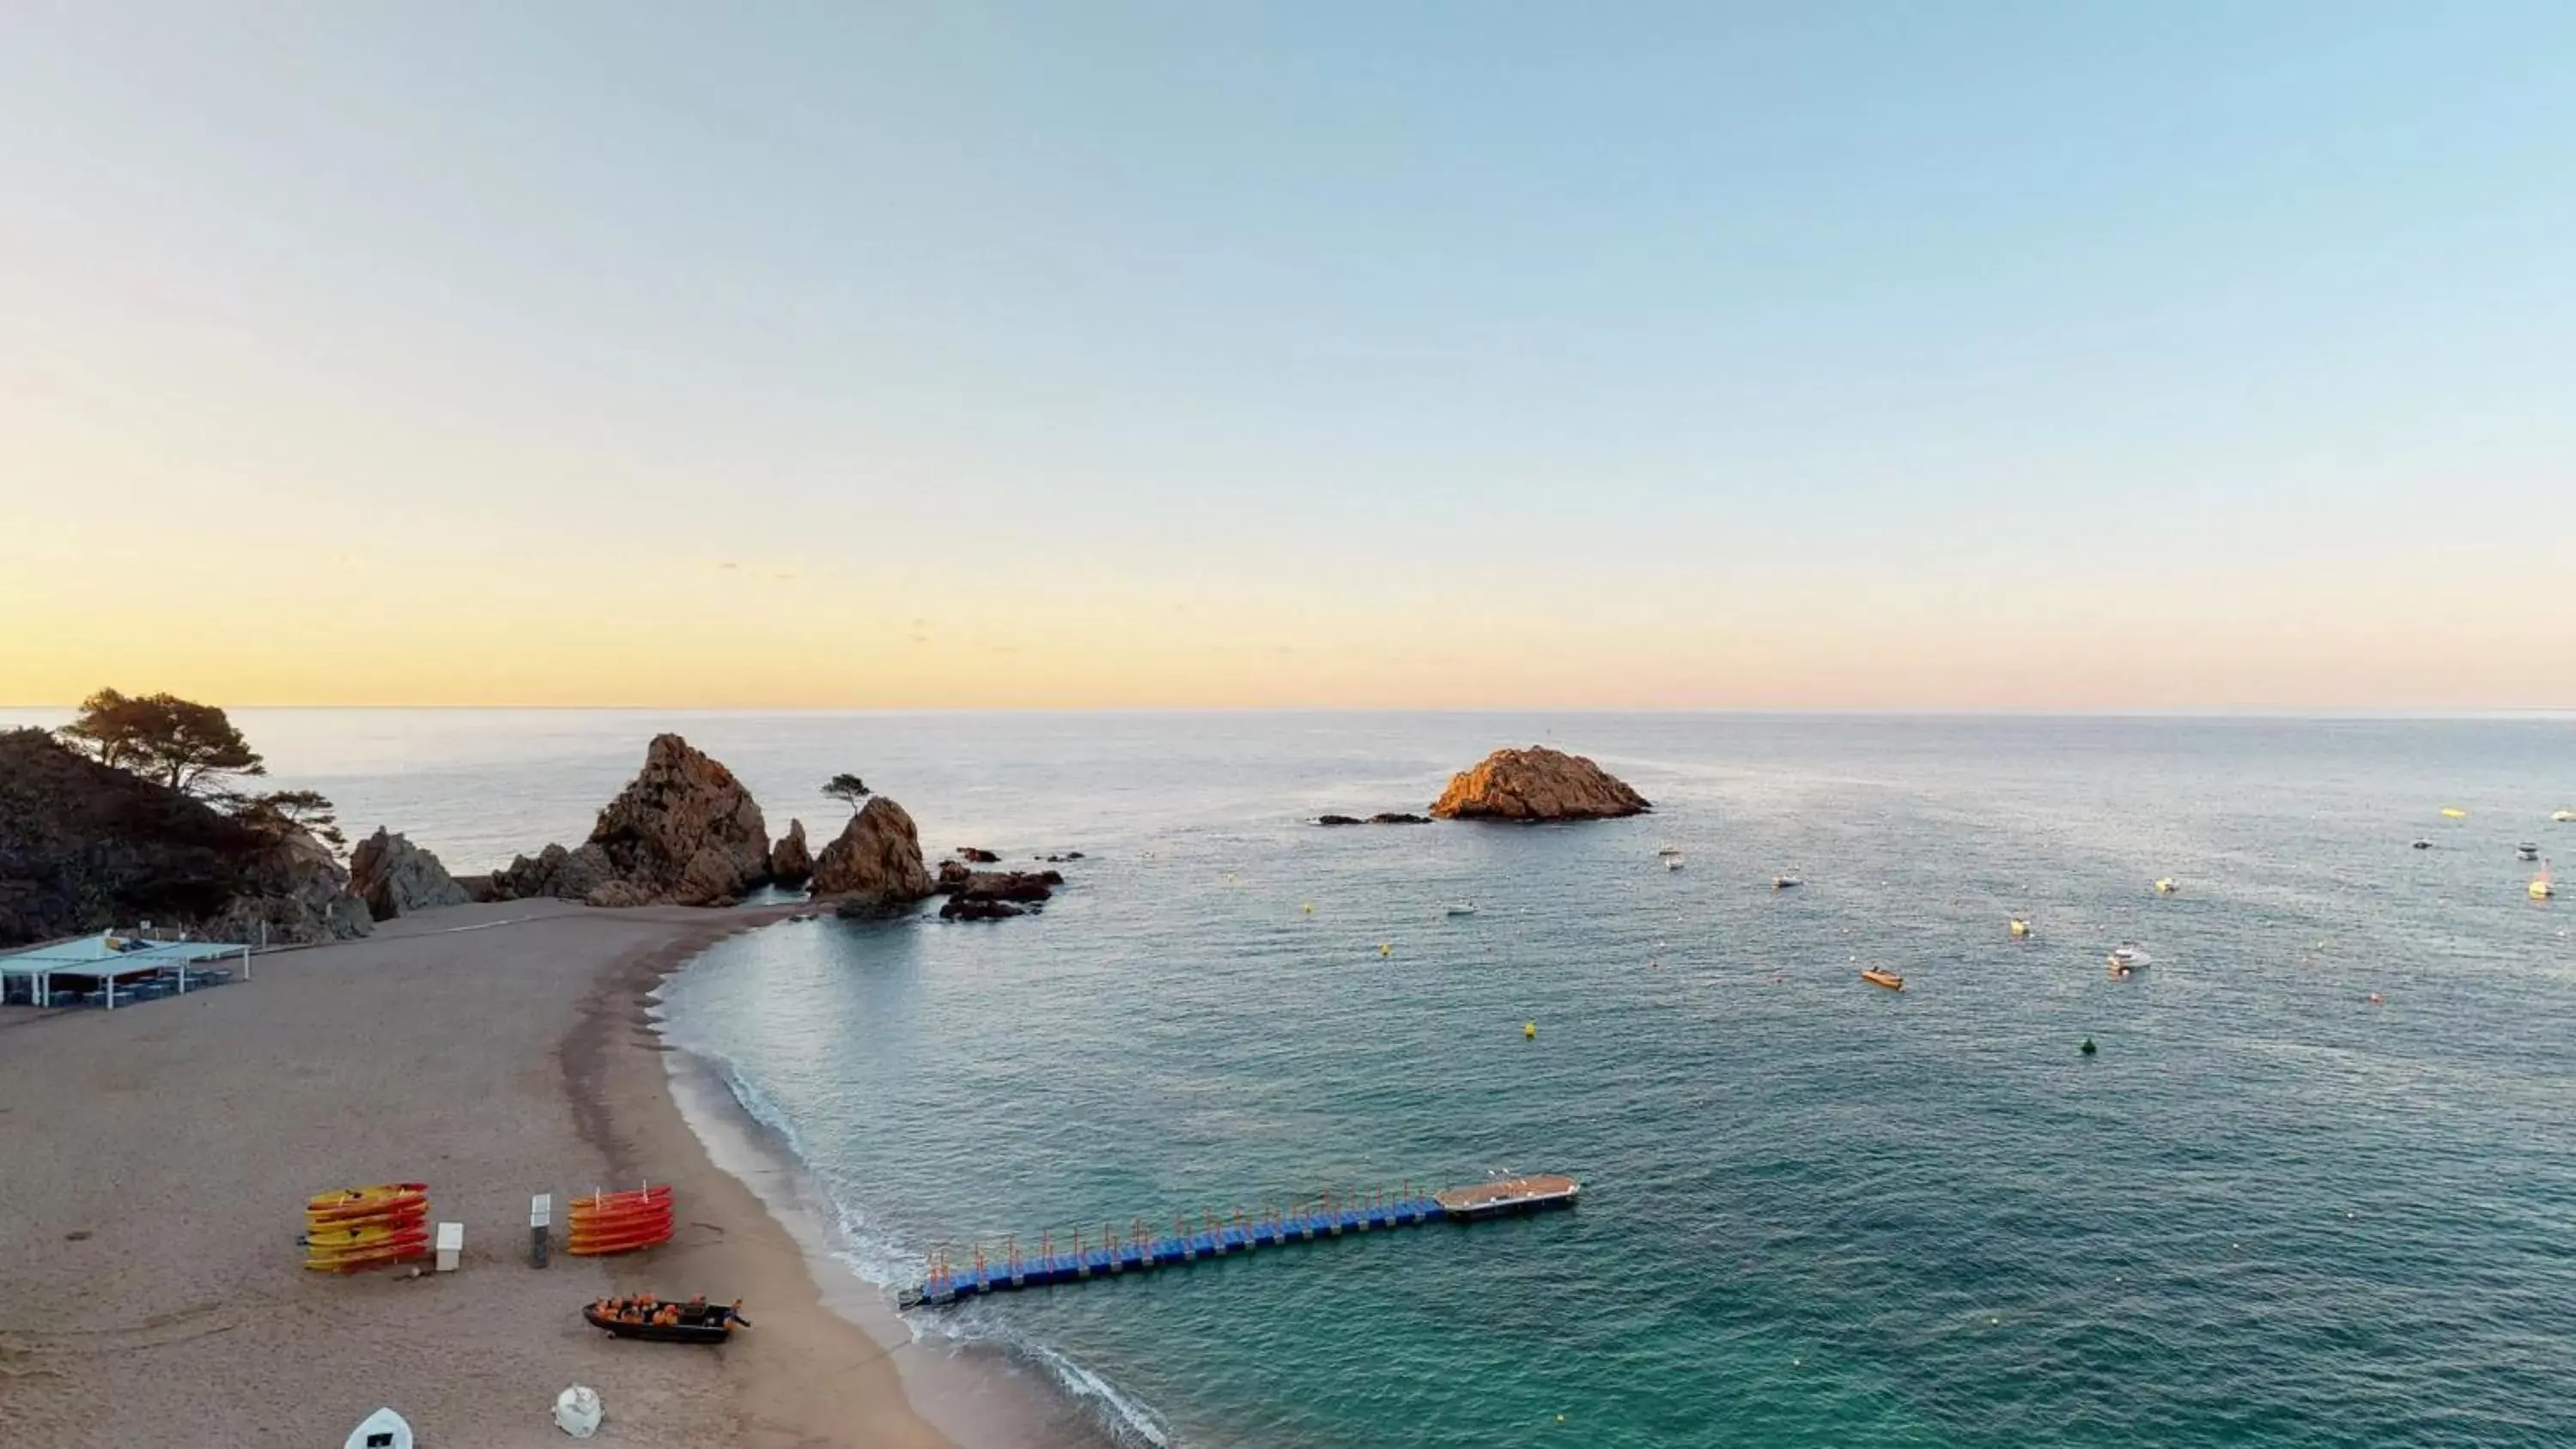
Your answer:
3,3 -> 2571,710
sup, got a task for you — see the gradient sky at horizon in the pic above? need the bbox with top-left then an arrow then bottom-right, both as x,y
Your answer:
3,3 -> 2571,710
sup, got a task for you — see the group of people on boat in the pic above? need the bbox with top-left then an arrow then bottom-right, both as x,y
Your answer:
592,1294 -> 740,1329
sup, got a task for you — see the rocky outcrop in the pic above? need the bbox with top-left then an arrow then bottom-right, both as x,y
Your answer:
582,735 -> 770,906
939,896 -> 1027,920
1429,746 -> 1649,822
0,729 -> 370,947
349,828 -> 469,921
932,863 -> 1062,920
810,797 -> 933,913
769,819 -> 812,888
957,846 -> 1000,864
490,841 -> 617,902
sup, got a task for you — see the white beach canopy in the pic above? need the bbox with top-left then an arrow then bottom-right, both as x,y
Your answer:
0,931 -> 250,1009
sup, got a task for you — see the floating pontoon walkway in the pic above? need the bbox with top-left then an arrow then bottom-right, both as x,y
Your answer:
899,1173 -> 1578,1309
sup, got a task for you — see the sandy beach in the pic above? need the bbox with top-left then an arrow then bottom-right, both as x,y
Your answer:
0,900 -> 961,1449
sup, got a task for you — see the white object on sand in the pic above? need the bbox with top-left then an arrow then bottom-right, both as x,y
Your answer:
553,1385 -> 603,1438
345,1408 -> 414,1449
434,1221 -> 463,1273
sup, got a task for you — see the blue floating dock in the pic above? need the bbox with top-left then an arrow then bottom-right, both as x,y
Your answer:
898,1174 -> 1577,1308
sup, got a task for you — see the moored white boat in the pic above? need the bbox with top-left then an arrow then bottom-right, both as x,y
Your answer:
2107,943 -> 2151,975
346,1409 -> 414,1449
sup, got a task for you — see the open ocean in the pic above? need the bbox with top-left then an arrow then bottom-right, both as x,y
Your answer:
16,709 -> 2572,1447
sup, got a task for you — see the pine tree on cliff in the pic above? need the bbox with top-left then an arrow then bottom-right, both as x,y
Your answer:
57,688 -> 268,797
822,773 -> 872,815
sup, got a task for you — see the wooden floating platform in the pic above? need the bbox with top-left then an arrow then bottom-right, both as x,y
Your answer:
898,1174 -> 1579,1309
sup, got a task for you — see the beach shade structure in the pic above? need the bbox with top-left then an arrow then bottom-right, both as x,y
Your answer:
0,931 -> 250,1009
306,1184 -> 433,1272
567,1185 -> 676,1256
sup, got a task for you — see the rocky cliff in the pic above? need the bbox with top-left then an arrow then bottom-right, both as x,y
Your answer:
349,828 -> 470,921
810,797 -> 933,914
769,819 -> 812,888
0,729 -> 372,947
1429,746 -> 1650,822
584,734 -> 771,905
486,735 -> 773,907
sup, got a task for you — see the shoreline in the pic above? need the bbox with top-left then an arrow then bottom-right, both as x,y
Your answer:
0,899 -> 970,1449
626,922 -> 1112,1449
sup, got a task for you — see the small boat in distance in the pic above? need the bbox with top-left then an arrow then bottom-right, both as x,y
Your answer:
346,1409 -> 415,1449
2517,843 -> 2542,861
2411,839 -> 2433,850
1665,855 -> 1685,871
1771,875 -> 1802,890
2555,809 -> 2575,823
1861,967 -> 1905,991
2534,861 -> 2556,900
2008,915 -> 2032,939
1656,846 -> 1683,858
2107,943 -> 2151,976
1445,901 -> 1479,917
2153,878 -> 2180,895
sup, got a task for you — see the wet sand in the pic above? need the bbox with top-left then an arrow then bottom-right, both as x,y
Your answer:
0,900 -> 959,1448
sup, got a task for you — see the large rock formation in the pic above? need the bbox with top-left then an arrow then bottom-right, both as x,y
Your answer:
810,797 -> 933,914
1429,746 -> 1650,822
489,841 -> 617,903
203,822 -> 375,945
0,729 -> 371,947
583,735 -> 770,906
769,819 -> 812,888
349,828 -> 469,921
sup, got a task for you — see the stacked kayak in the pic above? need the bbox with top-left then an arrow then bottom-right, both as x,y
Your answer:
306,1183 -> 431,1271
567,1185 -> 674,1257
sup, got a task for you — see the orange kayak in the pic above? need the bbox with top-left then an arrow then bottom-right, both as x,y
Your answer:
304,1233 -> 430,1270
307,1184 -> 429,1222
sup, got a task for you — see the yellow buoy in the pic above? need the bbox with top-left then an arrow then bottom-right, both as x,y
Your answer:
1524,1021 -> 1537,1039
2008,917 -> 2031,939
1301,902 -> 1314,914
1379,943 -> 1392,957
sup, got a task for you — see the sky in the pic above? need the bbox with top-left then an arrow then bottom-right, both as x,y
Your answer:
2,3 -> 2571,710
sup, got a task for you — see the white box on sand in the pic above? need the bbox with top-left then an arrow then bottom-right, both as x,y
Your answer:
434,1221 -> 464,1272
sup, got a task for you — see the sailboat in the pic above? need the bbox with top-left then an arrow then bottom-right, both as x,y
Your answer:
2535,859 -> 2557,901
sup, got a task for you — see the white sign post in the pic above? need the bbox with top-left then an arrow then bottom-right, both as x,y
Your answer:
531,1193 -> 553,1269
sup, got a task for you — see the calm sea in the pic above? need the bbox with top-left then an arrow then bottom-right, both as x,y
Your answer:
14,709 -> 2573,1447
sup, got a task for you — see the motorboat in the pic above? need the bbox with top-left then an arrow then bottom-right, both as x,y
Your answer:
345,1409 -> 414,1449
1860,967 -> 1905,991
2152,878 -> 2180,895
1656,846 -> 1683,858
1665,856 -> 1685,871
1445,901 -> 1479,917
2107,943 -> 2151,975
2517,843 -> 2542,861
2008,916 -> 2032,940
1771,876 -> 1802,890
583,1296 -> 749,1344
2411,839 -> 2433,850
2554,810 -> 2575,823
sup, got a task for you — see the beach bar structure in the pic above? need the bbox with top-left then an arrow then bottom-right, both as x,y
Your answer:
901,1173 -> 1578,1310
0,932 -> 250,1009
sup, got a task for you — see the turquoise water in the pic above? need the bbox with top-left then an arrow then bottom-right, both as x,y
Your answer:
638,714 -> 2573,1449
16,707 -> 2566,1446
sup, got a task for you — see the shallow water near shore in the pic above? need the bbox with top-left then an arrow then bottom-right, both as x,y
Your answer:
20,708 -> 2572,1446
